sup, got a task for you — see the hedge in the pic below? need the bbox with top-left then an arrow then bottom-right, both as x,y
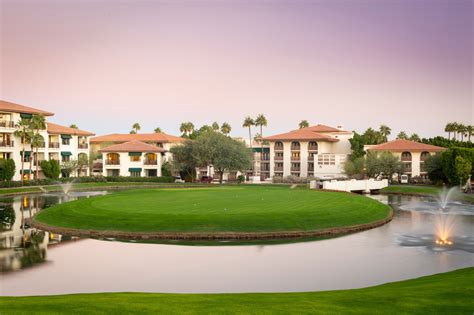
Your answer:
441,147 -> 474,185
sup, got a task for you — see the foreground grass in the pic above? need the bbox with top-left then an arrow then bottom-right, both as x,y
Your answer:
35,186 -> 390,233
1,268 -> 472,314
381,185 -> 474,203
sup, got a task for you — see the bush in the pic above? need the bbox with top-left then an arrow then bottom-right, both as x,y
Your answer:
104,176 -> 175,183
441,147 -> 474,185
161,161 -> 172,177
0,159 -> 16,181
237,174 -> 245,184
41,160 -> 61,179
272,176 -> 309,184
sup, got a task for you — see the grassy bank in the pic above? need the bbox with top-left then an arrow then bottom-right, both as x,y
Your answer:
1,268 -> 472,314
381,185 -> 474,203
35,186 -> 390,234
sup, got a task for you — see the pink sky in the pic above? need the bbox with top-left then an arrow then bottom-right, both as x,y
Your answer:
0,0 -> 472,138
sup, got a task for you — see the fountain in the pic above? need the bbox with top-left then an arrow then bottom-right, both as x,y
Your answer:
59,179 -> 75,195
398,186 -> 474,253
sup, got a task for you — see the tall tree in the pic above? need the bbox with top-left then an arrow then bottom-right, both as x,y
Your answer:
179,122 -> 195,137
444,123 -> 453,139
466,125 -> 473,142
242,116 -> 254,149
458,124 -> 467,141
255,114 -> 268,179
14,118 -> 33,181
221,122 -> 231,135
30,114 -> 46,179
154,127 -> 162,133
379,125 -> 391,142
299,120 -> 309,129
409,133 -> 421,142
212,122 -> 220,132
69,124 -> 78,129
132,123 -> 141,134
397,131 -> 408,140
452,122 -> 459,140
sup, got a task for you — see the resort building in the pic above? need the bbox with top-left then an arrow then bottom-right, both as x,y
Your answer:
365,139 -> 445,178
263,124 -> 352,179
99,140 -> 164,177
0,100 -> 95,180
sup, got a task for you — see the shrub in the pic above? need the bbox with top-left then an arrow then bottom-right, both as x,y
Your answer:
0,159 -> 16,181
104,176 -> 175,183
41,160 -> 61,179
237,174 -> 245,184
273,176 -> 309,184
441,148 -> 474,185
161,161 -> 172,177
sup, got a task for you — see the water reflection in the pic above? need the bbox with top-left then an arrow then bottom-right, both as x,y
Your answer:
0,192 -> 106,272
0,192 -> 472,296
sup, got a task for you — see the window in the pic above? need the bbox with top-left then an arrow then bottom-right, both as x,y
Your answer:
62,138 -> 70,145
130,155 -> 140,162
147,169 -> 158,177
62,155 -> 70,162
130,171 -> 141,177
317,154 -> 336,166
401,152 -> 412,161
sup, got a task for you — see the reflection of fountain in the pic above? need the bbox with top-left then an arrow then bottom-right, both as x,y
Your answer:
434,187 -> 459,246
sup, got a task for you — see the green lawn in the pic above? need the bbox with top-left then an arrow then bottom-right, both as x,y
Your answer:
34,186 -> 390,233
1,268 -> 472,314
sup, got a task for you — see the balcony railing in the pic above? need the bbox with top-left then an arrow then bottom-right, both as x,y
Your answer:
105,160 -> 120,165
274,145 -> 284,151
0,141 -> 14,147
274,166 -> 283,171
0,121 -> 15,128
274,156 -> 283,161
49,142 -> 60,149
78,143 -> 89,149
401,157 -> 412,162
144,160 -> 157,165
291,167 -> 301,172
291,145 -> 301,151
291,156 -> 300,161
308,145 -> 318,151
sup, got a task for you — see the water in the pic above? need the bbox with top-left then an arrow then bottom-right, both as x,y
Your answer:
0,192 -> 473,296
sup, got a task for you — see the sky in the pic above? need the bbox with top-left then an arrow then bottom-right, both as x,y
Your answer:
0,0 -> 472,139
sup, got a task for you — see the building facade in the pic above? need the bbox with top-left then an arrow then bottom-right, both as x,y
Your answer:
99,140 -> 164,177
263,124 -> 353,179
0,100 -> 95,180
365,139 -> 445,178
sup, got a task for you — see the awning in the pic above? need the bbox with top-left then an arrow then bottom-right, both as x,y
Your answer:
61,151 -> 72,156
20,113 -> 32,119
20,169 -> 32,174
129,168 -> 142,172
61,134 -> 72,139
128,152 -> 142,156
252,148 -> 270,153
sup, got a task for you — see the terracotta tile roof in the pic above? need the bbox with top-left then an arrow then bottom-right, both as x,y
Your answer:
367,139 -> 445,152
99,140 -> 165,153
0,99 -> 54,116
91,133 -> 185,144
263,124 -> 347,142
47,122 -> 95,136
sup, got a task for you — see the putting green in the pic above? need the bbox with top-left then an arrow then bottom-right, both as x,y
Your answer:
34,186 -> 390,236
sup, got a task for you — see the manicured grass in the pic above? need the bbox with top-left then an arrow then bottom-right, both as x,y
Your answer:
35,186 -> 390,233
1,268 -> 472,314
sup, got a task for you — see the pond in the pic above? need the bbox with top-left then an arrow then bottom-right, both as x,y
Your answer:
0,191 -> 473,296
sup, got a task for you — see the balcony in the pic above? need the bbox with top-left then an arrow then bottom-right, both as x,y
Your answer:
274,166 -> 283,171
274,145 -> 284,151
308,145 -> 318,151
291,156 -> 300,161
78,143 -> 89,149
291,167 -> 300,172
0,141 -> 14,147
105,160 -> 120,165
274,155 -> 283,161
0,121 -> 15,128
144,160 -> 157,165
290,145 -> 301,151
49,142 -> 60,149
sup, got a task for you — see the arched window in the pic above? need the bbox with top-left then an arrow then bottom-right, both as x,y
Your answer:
401,151 -> 412,162
145,153 -> 157,165
274,141 -> 284,150
420,151 -> 430,161
308,141 -> 318,152
291,141 -> 301,150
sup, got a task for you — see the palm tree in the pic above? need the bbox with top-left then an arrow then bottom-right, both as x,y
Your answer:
379,125 -> 392,142
299,120 -> 309,129
154,127 -> 162,133
242,116 -> 254,149
14,118 -> 33,181
30,115 -> 46,179
255,114 -> 268,179
451,122 -> 459,140
397,131 -> 408,140
466,125 -> 473,142
69,124 -> 78,129
221,122 -> 231,135
409,133 -> 420,142
132,122 -> 141,134
444,123 -> 453,139
129,130 -> 136,134
212,122 -> 220,132
458,124 -> 467,141
179,122 -> 195,137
